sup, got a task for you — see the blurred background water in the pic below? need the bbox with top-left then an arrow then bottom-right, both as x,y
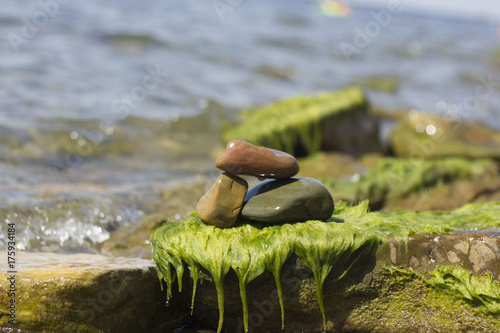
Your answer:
1,0 -> 499,253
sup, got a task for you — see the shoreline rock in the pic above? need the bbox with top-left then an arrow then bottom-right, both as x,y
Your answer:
319,156 -> 500,211
0,252 -> 189,333
151,201 -> 500,332
390,111 -> 500,159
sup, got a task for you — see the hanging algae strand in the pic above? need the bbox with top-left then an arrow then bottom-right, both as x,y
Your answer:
150,208 -> 380,331
150,201 -> 500,331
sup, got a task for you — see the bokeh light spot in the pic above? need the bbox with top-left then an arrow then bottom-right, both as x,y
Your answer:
319,0 -> 351,18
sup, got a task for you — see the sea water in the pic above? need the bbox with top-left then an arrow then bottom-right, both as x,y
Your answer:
0,0 -> 499,252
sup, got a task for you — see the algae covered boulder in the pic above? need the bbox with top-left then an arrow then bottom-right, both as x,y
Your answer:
150,201 -> 500,332
223,87 -> 383,157
320,156 -> 499,211
390,110 -> 500,158
0,252 -> 189,332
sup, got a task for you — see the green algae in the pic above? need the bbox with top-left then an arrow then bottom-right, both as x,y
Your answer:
150,201 -> 500,332
383,265 -> 500,315
348,265 -> 500,332
321,156 -> 497,205
222,86 -> 369,156
390,112 -> 500,159
429,266 -> 500,314
355,76 -> 399,93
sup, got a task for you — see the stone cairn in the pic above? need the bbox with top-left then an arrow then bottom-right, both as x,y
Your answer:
196,140 -> 335,228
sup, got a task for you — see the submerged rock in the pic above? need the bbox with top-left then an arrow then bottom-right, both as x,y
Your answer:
151,201 -> 500,333
296,151 -> 369,179
223,86 -> 383,157
241,177 -> 334,223
215,140 -> 299,179
100,175 -> 214,259
354,75 -> 399,93
0,252 -> 189,332
196,172 -> 248,228
100,213 -> 168,258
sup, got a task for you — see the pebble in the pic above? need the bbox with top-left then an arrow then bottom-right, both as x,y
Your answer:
241,177 -> 334,223
215,140 -> 300,179
196,172 -> 248,228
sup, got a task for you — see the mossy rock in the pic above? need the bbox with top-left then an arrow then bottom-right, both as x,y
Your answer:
223,87 -> 383,157
296,152 -> 369,179
0,252 -> 189,332
151,201 -> 500,332
390,111 -> 500,159
320,156 -> 499,210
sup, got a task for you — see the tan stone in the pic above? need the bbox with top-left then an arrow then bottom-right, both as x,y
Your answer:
447,250 -> 461,263
453,241 -> 469,255
196,172 -> 248,228
215,140 -> 299,179
470,242 -> 497,273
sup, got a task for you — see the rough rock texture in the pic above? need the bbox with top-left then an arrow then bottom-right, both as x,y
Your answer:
215,140 -> 299,179
196,173 -> 248,228
384,230 -> 500,278
241,178 -> 334,223
390,111 -> 500,158
0,252 -> 189,333
183,230 -> 500,333
223,87 -> 384,157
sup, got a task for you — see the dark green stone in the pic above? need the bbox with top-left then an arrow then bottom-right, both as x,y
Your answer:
241,177 -> 334,223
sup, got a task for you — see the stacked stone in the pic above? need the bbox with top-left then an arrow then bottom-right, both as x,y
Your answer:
196,140 -> 334,228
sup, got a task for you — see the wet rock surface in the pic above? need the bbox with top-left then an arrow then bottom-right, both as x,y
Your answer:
100,213 -> 168,259
384,229 -> 500,279
241,177 -> 334,223
215,140 -> 299,179
101,175 -> 214,258
0,252 -> 189,333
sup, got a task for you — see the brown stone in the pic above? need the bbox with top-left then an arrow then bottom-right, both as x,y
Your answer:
215,140 -> 300,179
196,172 -> 248,228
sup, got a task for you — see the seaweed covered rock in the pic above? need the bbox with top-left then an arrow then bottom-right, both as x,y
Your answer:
0,252 -> 189,332
391,111 -> 500,159
151,201 -> 500,332
223,87 -> 383,157
320,156 -> 500,210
